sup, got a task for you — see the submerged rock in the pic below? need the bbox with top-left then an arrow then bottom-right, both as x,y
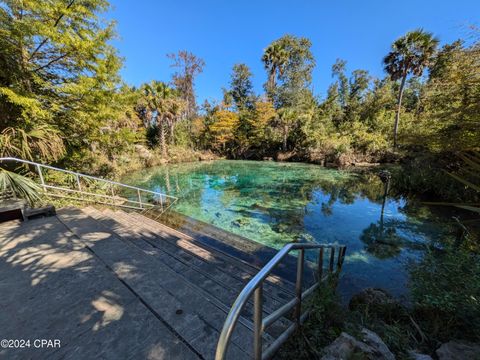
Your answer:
231,218 -> 250,227
321,328 -> 395,360
295,233 -> 315,242
349,288 -> 405,320
436,340 -> 480,360
250,203 -> 270,211
272,223 -> 290,233
407,350 -> 433,360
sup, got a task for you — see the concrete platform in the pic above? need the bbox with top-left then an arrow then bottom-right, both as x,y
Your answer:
0,215 -> 199,360
0,207 -> 297,359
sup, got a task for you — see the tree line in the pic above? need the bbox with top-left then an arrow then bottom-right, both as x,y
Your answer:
0,0 -> 478,176
199,30 -> 478,164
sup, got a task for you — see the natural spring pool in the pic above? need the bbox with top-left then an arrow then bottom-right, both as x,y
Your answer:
123,160 -> 457,300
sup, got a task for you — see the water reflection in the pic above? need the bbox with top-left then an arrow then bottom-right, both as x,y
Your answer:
360,170 -> 402,259
122,160 -> 459,298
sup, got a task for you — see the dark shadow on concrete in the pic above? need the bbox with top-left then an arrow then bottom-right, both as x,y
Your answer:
0,216 -> 198,360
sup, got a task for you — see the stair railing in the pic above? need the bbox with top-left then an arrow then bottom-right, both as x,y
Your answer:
215,242 -> 346,360
0,157 -> 178,213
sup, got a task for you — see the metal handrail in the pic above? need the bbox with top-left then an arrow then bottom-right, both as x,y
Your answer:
215,242 -> 346,360
0,157 -> 178,212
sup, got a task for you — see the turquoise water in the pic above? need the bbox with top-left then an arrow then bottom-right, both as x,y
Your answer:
123,160 -> 455,299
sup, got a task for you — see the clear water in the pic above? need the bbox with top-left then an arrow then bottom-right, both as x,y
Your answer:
123,160 -> 455,300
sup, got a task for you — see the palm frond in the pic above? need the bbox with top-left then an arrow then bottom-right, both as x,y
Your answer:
427,152 -> 480,218
453,205 -> 480,214
0,126 -> 65,162
0,167 -> 42,206
447,171 -> 480,193
459,154 -> 480,174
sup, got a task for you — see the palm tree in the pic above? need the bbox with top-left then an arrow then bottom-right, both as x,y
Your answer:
262,42 -> 288,96
278,107 -> 297,151
164,97 -> 186,146
383,29 -> 439,148
142,81 -> 182,158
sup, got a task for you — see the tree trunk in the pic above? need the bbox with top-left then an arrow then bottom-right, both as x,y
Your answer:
268,72 -> 275,90
164,168 -> 171,192
170,121 -> 175,145
393,73 -> 407,149
158,117 -> 167,158
267,66 -> 276,97
380,176 -> 390,230
282,125 -> 288,151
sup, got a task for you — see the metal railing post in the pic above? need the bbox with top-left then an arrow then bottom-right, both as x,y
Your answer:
75,174 -> 82,191
214,243 -> 347,360
318,247 -> 324,281
294,249 -> 304,325
253,285 -> 263,360
0,157 -> 177,213
329,247 -> 335,272
36,164 -> 46,191
110,184 -> 115,205
137,189 -> 143,209
75,174 -> 83,200
337,246 -> 346,270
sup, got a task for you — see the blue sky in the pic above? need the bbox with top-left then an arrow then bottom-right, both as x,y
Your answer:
108,0 -> 479,103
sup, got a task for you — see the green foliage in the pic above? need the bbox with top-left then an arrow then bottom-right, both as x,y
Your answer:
226,63 -> 256,111
0,11 -> 478,355
410,245 -> 480,343
0,0 -> 123,157
277,281 -> 344,359
383,29 -> 439,81
418,41 -> 480,151
191,30 -> 478,174
173,119 -> 194,148
0,167 -> 42,206
274,35 -> 316,109
447,153 -> 480,196
0,0 -> 478,219
0,0 -> 151,184
0,125 -> 64,161
262,42 -> 288,96
140,81 -> 186,157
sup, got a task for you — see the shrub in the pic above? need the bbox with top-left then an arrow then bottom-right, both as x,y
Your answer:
410,245 -> 480,344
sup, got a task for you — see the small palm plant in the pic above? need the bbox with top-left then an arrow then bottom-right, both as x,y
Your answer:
0,167 -> 42,206
0,125 -> 62,207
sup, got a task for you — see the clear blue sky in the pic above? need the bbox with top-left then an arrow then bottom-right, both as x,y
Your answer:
108,0 -> 479,103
